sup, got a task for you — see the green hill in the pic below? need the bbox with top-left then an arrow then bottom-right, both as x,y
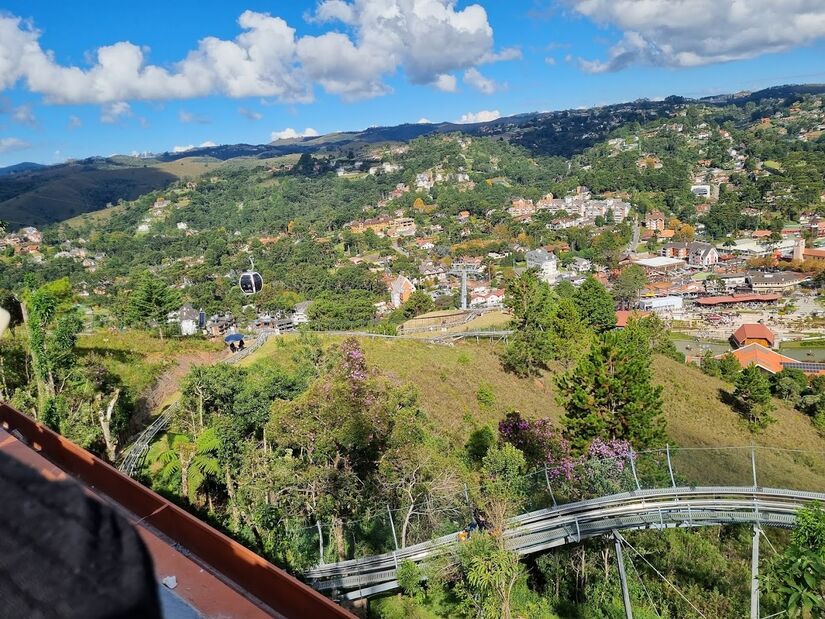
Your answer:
245,335 -> 825,489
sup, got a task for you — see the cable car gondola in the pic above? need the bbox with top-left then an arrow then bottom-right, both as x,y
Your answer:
239,258 -> 263,295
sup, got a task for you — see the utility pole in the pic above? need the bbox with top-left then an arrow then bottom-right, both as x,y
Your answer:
613,532 -> 633,619
750,525 -> 760,619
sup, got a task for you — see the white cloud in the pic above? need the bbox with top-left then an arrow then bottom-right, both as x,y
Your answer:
417,117 -> 432,124
12,103 -> 36,126
544,56 -> 557,65
463,68 -> 497,94
480,47 -> 522,63
457,109 -> 500,124
179,110 -> 210,124
0,137 -> 30,153
67,114 -> 82,129
0,5 -> 515,104
270,127 -> 319,141
100,101 -> 131,123
238,107 -> 263,120
569,0 -> 825,72
172,140 -> 217,153
432,74 -> 457,93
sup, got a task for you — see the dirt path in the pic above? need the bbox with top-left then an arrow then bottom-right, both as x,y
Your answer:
132,349 -> 226,429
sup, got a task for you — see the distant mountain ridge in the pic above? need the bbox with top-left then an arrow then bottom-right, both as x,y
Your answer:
2,82 -> 824,227
0,162 -> 48,177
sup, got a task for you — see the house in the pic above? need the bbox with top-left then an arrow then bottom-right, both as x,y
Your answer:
731,324 -> 775,349
525,248 -> 558,284
206,313 -> 235,337
388,217 -> 417,238
615,310 -> 651,329
388,274 -> 415,308
178,304 -> 200,336
469,288 -> 505,308
661,242 -> 718,266
717,344 -> 796,375
644,210 -> 665,231
293,301 -> 312,325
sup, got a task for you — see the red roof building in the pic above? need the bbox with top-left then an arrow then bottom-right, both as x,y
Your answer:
615,310 -> 651,328
717,344 -> 795,375
696,294 -> 780,306
731,323 -> 775,349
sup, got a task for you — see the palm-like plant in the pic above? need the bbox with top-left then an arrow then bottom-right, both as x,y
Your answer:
147,427 -> 221,503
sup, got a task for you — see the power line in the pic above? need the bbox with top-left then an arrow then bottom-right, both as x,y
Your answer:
616,532 -> 708,619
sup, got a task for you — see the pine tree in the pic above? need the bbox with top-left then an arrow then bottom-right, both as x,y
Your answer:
733,364 -> 775,428
557,330 -> 666,452
574,277 -> 616,333
126,273 -> 181,336
546,297 -> 591,368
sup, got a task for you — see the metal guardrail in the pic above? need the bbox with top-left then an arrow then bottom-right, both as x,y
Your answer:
308,486 -> 823,600
119,329 -> 277,476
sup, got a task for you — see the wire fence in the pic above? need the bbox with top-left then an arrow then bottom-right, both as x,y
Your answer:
296,445 -> 825,569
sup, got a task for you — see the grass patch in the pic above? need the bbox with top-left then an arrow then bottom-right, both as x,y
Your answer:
77,330 -> 221,395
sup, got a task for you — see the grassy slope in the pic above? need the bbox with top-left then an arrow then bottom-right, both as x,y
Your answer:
247,335 -> 825,489
77,331 -> 222,395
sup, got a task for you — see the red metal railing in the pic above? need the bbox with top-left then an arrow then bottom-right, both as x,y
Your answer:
0,402 -> 354,619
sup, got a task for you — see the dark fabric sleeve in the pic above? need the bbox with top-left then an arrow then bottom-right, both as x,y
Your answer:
0,451 -> 162,619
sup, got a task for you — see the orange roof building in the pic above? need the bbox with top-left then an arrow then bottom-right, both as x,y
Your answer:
718,344 -> 795,375
731,323 -> 775,349
615,310 -> 651,328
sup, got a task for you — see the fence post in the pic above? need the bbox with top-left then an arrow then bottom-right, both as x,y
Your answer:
629,448 -> 641,492
751,446 -> 758,488
666,443 -> 677,489
316,521 -> 324,566
387,504 -> 400,570
544,464 -> 557,507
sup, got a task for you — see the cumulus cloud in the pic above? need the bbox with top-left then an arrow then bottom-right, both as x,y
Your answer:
0,4 -> 515,105
0,137 -> 30,153
544,56 -> 557,65
67,114 -> 82,129
417,117 -> 432,124
463,68 -> 498,94
199,140 -> 217,147
457,109 -> 500,124
270,127 -> 319,141
12,103 -> 36,126
432,74 -> 457,93
238,107 -> 262,120
100,101 -> 131,123
569,0 -> 825,72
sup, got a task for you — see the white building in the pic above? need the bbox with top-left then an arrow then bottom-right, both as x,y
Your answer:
638,296 -> 683,314
525,248 -> 558,284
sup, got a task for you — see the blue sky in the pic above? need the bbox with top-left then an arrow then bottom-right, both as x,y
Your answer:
1,0 -> 825,166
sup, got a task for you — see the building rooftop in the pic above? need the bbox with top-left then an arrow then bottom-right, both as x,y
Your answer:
632,256 -> 685,269
731,323 -> 775,347
696,294 -> 781,306
0,403 -> 353,619
717,344 -> 796,374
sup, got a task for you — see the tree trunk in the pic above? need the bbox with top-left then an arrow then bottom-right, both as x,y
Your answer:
332,517 -> 346,561
98,389 -> 121,462
225,466 -> 241,532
